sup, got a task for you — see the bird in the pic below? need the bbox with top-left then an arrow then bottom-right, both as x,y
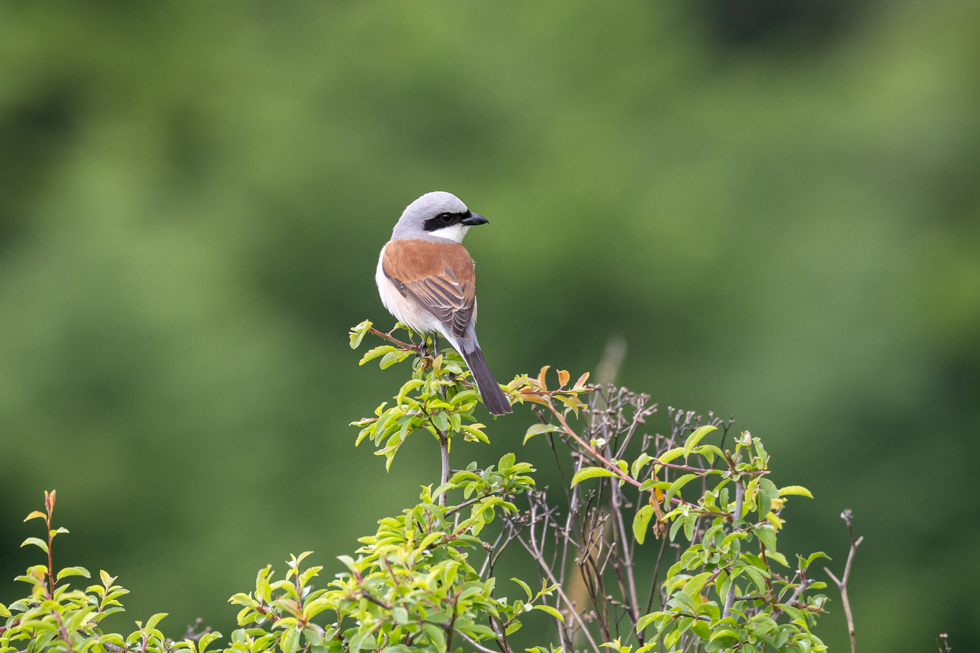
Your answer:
376,191 -> 513,415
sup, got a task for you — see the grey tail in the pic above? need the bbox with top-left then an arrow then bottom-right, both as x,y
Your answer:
460,343 -> 512,416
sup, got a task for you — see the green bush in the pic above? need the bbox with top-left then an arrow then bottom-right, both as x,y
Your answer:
0,323 -> 848,653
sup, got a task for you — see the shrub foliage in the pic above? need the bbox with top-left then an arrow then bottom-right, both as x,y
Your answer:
1,322 -> 841,653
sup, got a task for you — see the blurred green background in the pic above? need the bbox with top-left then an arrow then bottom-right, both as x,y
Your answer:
1,1 -> 978,650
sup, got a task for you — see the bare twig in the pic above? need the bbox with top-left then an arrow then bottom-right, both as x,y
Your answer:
367,326 -> 418,352
825,509 -> 863,653
609,480 -> 641,628
514,533 -> 602,653
178,619 -> 212,642
772,578 -> 813,619
459,631 -> 501,653
444,490 -> 504,518
645,535 -> 670,614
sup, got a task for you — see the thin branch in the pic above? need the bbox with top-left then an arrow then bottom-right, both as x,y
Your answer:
479,528 -> 509,578
542,398 -> 742,491
359,591 -> 392,610
367,327 -> 418,351
825,509 -> 863,653
772,578 -> 813,619
514,534 -> 602,653
645,534 -> 669,614
445,490 -> 504,518
458,632 -> 501,653
609,481 -> 641,629
487,614 -> 513,653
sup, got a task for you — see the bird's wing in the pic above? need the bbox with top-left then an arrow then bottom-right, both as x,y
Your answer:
382,239 -> 476,339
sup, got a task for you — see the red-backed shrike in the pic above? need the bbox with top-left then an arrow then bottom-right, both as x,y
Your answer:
376,192 -> 512,415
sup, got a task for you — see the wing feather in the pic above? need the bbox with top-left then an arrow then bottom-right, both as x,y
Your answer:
382,240 -> 476,339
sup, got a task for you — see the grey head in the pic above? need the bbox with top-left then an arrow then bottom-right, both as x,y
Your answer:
391,191 -> 489,243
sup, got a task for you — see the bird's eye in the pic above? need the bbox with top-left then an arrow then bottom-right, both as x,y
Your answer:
439,212 -> 454,224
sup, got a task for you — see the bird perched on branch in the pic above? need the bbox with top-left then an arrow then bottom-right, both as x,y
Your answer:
376,191 -> 512,415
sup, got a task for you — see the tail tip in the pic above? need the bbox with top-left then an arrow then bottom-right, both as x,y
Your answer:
481,384 -> 513,416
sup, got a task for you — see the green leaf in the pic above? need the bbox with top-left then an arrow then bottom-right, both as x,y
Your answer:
449,390 -> 480,407
144,612 -> 168,633
512,578 -> 533,601
756,525 -> 777,551
638,478 -> 669,491
658,447 -> 685,464
695,444 -> 723,464
396,379 -> 426,405
692,620 -> 711,640
380,349 -> 413,369
523,423 -> 561,444
682,571 -> 712,599
532,604 -> 564,622
743,566 -> 769,594
432,411 -> 449,432
632,505 -> 654,544
684,425 -> 717,458
616,459 -> 629,479
570,466 -> 619,487
664,474 -> 697,504
431,482 -> 454,503
461,424 -> 489,444
392,606 -> 409,625
713,570 -> 729,603
636,612 -> 661,633
631,453 -> 653,478
336,555 -> 357,574
759,478 -> 779,498
56,566 -> 91,581
683,513 -> 698,541
669,515 -> 685,542
800,551 -> 830,570
424,622 -> 447,651
281,628 -> 300,653
759,491 -> 772,520
21,537 -> 48,553
779,485 -> 813,498
709,628 -> 741,643
419,532 -> 443,550
348,320 -> 372,349
359,345 -> 395,366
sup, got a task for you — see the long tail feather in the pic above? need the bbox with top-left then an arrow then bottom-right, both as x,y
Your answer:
460,344 -> 512,416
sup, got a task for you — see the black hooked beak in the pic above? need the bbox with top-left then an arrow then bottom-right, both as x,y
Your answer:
461,212 -> 489,226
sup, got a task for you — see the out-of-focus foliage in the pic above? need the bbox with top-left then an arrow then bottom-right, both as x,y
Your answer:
0,2 -> 977,652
